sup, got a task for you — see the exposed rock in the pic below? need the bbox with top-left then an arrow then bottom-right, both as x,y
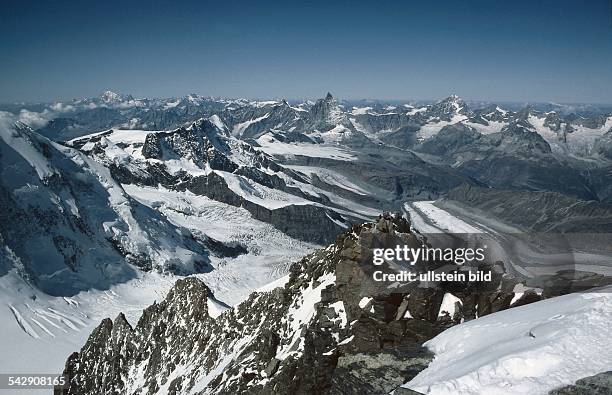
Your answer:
548,371 -> 612,395
57,215 -> 538,395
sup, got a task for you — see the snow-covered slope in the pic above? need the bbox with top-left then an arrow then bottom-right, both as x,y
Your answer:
0,179 -> 316,388
0,113 -> 322,388
403,287 -> 612,395
0,117 -> 221,296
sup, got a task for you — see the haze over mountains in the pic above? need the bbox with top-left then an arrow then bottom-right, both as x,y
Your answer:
1,91 -> 611,394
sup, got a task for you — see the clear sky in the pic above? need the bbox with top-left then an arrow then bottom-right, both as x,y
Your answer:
1,0 -> 611,103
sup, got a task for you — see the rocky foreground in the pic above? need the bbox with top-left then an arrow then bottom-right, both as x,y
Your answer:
56,215 -> 544,394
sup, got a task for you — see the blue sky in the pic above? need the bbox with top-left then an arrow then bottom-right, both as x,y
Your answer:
1,0 -> 611,103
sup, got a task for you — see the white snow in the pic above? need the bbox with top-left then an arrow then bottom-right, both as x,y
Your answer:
438,293 -> 462,318
0,270 -> 176,394
233,113 -> 270,135
359,296 -> 373,309
122,184 -> 317,303
464,120 -> 506,135
0,114 -> 57,179
0,177 -> 317,392
338,335 -> 355,345
214,170 -> 314,209
405,201 -> 483,234
163,98 -> 181,109
311,124 -> 354,144
276,272 -> 336,360
510,283 -> 543,306
527,115 -> 567,154
329,300 -> 348,328
407,107 -> 427,115
528,114 -> 612,156
256,274 -> 290,293
351,106 -> 372,115
284,165 -> 371,196
255,133 -> 357,161
251,100 -> 279,107
403,288 -> 612,395
417,115 -> 468,142
70,129 -> 157,146
273,169 -> 379,219
207,298 -> 229,318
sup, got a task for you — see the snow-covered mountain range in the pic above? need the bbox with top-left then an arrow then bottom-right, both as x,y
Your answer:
7,91 -> 612,204
5,91 -> 612,161
1,91 -> 611,394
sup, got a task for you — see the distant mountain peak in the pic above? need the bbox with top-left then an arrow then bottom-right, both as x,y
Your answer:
99,90 -> 133,103
325,92 -> 334,101
440,94 -> 463,104
429,95 -> 470,118
100,90 -> 121,102
188,115 -> 228,134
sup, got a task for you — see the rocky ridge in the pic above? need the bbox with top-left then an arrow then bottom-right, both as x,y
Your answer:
57,214 -> 542,394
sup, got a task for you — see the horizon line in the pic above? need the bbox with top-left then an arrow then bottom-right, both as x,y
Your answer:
3,91 -> 612,108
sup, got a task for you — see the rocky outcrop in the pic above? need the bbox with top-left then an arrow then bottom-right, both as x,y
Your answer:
548,371 -> 612,395
299,93 -> 354,132
141,117 -> 236,172
425,95 -> 472,121
57,215 -> 539,395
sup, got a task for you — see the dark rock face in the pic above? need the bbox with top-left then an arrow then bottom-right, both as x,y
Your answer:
548,371 -> 612,395
473,104 -> 513,123
300,92 -> 354,132
425,95 -> 472,121
584,164 -> 612,203
57,216 -> 539,395
57,278 -> 216,395
141,118 -> 236,172
415,122 -> 552,158
141,132 -> 163,158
